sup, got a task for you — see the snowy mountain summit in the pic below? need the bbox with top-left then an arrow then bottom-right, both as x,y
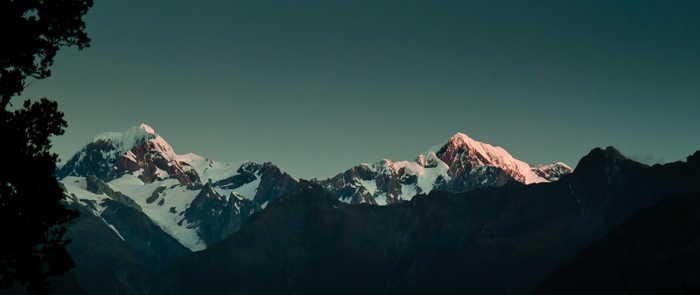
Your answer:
58,124 -> 200,185
424,132 -> 569,184
56,125 -> 571,250
320,132 -> 572,204
58,124 -> 297,251
50,124 -> 699,295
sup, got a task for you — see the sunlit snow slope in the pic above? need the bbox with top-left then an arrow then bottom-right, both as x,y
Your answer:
58,125 -> 571,249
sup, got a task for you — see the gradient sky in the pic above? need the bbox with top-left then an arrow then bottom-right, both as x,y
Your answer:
16,0 -> 700,180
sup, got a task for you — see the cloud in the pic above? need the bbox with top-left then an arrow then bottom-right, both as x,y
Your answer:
613,144 -> 666,165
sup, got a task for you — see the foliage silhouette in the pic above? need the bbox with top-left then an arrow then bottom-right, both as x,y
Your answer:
0,0 -> 92,294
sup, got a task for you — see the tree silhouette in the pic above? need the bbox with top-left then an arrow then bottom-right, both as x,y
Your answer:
0,1 -> 92,294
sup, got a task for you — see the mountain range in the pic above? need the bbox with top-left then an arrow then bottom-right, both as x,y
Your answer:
7,124 -> 698,295
149,147 -> 700,295
55,124 -> 571,251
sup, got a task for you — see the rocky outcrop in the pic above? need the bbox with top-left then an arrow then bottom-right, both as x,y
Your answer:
57,140 -> 123,181
251,162 -> 298,206
318,161 -> 424,205
57,124 -> 201,186
317,133 -> 573,205
107,141 -> 200,185
430,133 -> 552,184
85,175 -> 142,211
151,148 -> 700,295
183,181 -> 262,246
319,164 -> 374,202
435,164 -> 514,193
530,162 -> 573,182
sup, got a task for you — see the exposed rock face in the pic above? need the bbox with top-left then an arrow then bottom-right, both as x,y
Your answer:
59,129 -> 300,251
318,133 -> 573,205
62,192 -> 191,295
153,179 -> 581,295
430,133 -> 565,184
434,164 -> 514,193
415,151 -> 440,168
530,162 -> 573,181
151,148 -> 700,295
183,181 -> 261,246
178,157 -> 298,208
59,127 -> 570,208
58,140 -> 124,181
251,162 -> 298,206
85,175 -> 142,211
50,123 -> 700,295
57,124 -> 201,186
108,141 -> 200,185
318,161 -> 428,205
212,163 -> 258,189
317,163 -> 379,204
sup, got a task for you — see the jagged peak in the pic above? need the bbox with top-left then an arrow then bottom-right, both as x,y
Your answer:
419,132 -> 558,184
197,180 -> 222,199
444,133 -> 510,157
573,146 -> 649,175
447,132 -> 475,145
420,132 -> 502,160
582,147 -> 629,163
415,151 -> 440,168
58,123 -> 196,184
90,124 -> 180,162
425,132 -> 514,165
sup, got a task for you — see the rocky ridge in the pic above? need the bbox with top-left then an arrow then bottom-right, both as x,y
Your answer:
319,133 -> 572,204
47,124 -> 700,295
56,125 -> 572,252
57,124 -> 200,186
149,147 -> 700,295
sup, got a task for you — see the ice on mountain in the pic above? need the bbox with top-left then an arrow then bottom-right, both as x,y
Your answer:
139,123 -> 155,134
92,124 -> 157,156
107,223 -> 126,241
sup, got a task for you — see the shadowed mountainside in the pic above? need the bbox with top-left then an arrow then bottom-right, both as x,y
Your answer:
532,191 -> 700,295
60,193 -> 191,295
150,148 -> 700,295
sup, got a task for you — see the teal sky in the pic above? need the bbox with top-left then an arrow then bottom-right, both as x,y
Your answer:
17,0 -> 700,180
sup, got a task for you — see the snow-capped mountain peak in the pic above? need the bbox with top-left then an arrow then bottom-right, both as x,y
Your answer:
320,132 -> 573,205
428,132 -> 548,184
91,124 -> 159,159
56,125 -> 573,255
446,132 -> 483,149
58,124 -> 200,185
